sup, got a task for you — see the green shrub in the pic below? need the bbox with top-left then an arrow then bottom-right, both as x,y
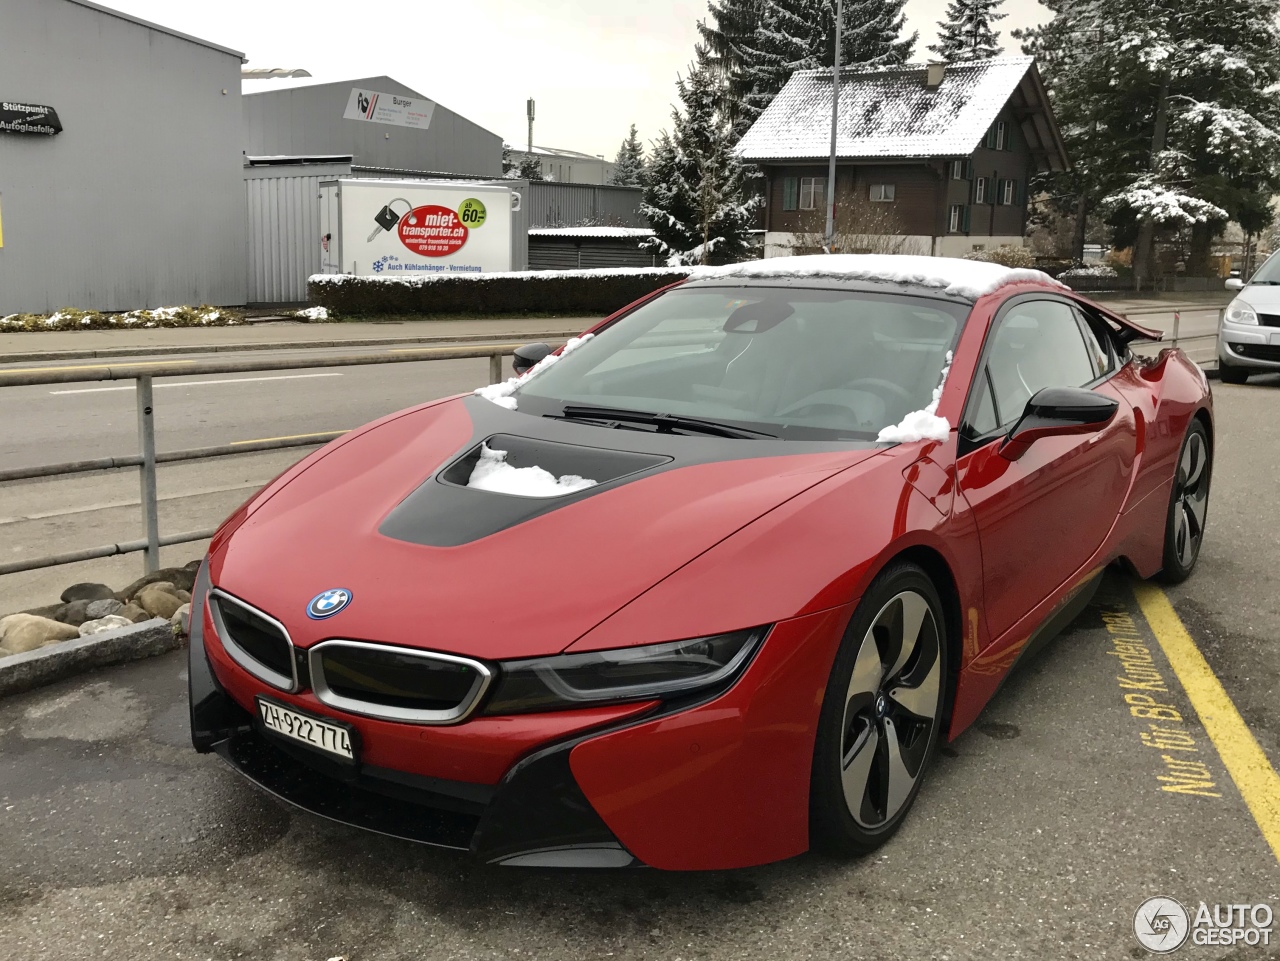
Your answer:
0,305 -> 242,332
308,268 -> 693,317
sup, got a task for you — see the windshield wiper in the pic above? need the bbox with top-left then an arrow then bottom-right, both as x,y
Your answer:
555,403 -> 776,439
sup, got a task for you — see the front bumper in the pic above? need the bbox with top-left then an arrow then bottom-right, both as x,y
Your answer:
189,564 -> 854,870
1219,321 -> 1280,371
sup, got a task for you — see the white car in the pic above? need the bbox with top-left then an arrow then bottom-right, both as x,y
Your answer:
1220,252 -> 1280,383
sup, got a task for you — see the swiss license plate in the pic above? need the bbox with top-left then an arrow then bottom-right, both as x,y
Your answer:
1269,332 -> 1280,346
256,697 -> 355,762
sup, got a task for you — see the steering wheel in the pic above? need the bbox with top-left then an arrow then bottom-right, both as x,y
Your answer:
842,378 -> 916,406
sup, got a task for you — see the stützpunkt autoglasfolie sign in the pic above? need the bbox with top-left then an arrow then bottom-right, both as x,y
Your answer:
0,102 -> 62,135
327,179 -> 513,276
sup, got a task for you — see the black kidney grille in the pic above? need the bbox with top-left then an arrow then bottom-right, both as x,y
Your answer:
213,595 -> 293,679
316,645 -> 481,712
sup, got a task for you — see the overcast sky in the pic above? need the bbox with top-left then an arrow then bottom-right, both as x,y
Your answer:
110,0 -> 1050,159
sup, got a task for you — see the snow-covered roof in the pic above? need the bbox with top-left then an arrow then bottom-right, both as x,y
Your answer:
737,57 -> 1067,169
689,254 -> 1065,301
528,227 -> 655,239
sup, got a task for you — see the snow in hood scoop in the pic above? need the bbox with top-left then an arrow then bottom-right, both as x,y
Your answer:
467,443 -> 598,497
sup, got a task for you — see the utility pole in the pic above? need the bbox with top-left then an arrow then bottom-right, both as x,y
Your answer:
824,0 -> 843,252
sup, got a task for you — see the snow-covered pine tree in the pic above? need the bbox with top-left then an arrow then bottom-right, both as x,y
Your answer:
609,125 -> 647,187
928,0 -> 1006,61
703,0 -> 915,136
641,47 -> 761,265
501,143 -> 515,177
698,0 -> 765,129
1027,0 -> 1280,285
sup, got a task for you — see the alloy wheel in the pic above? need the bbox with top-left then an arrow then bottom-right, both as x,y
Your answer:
839,590 -> 942,829
1173,430 -> 1209,569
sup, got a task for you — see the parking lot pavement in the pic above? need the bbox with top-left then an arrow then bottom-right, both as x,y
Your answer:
1,384 -> 1275,961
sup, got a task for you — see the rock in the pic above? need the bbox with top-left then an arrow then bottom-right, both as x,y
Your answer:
79,614 -> 134,636
0,614 -> 80,654
59,582 -> 116,603
120,567 -> 196,601
183,559 -> 203,571
171,603 -> 191,635
54,599 -> 93,627
118,603 -> 151,624
137,584 -> 183,620
85,598 -> 124,620
174,589 -> 191,603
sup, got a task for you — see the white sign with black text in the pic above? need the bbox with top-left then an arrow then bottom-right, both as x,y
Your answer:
342,88 -> 435,130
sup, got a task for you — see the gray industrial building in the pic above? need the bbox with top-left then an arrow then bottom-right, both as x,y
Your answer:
243,77 -> 502,177
0,0 -> 246,314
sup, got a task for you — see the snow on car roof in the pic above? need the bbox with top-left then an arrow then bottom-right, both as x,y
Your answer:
737,57 -> 1036,162
688,254 -> 1064,301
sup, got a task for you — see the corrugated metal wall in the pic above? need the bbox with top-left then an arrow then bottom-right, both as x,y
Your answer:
528,239 -> 658,271
522,182 -> 645,229
245,164 -> 350,304
0,0 -> 246,313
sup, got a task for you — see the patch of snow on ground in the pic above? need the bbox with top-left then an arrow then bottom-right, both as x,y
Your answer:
467,444 -> 597,497
692,255 -> 1063,300
474,333 -> 594,410
877,351 -> 953,444
294,306 -> 329,320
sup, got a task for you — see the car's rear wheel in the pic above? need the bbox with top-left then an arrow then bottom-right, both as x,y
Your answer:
810,563 -> 948,856
1158,419 -> 1211,584
1217,359 -> 1250,384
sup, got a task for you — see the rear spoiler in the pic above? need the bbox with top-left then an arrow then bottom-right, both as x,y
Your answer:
1080,299 -> 1163,344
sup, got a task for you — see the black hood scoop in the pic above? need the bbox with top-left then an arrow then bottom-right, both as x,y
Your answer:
381,430 -> 672,548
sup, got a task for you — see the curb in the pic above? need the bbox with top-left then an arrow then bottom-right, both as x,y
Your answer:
0,618 -> 180,698
0,328 -> 586,365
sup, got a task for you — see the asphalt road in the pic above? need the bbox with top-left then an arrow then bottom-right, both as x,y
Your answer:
0,375 -> 1276,958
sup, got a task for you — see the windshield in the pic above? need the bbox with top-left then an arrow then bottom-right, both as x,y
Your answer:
515,286 -> 966,441
1249,252 -> 1280,285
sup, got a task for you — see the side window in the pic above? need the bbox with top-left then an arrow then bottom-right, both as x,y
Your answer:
985,300 -> 1098,428
1074,306 -> 1115,377
963,368 -> 1000,438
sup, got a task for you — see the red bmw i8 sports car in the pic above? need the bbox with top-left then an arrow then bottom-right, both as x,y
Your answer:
189,255 -> 1212,870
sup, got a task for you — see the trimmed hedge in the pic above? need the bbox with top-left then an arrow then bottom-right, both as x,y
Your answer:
308,268 -> 693,317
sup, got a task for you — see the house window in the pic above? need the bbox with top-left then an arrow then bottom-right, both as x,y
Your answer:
950,159 -> 971,180
974,177 -> 988,203
783,177 -> 799,211
799,176 -> 826,210
998,179 -> 1017,205
869,183 -> 895,202
995,121 -> 1008,150
949,204 -> 970,233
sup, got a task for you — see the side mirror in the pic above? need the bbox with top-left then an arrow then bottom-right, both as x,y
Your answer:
1225,277 -> 1244,290
512,342 -> 552,376
999,387 -> 1119,460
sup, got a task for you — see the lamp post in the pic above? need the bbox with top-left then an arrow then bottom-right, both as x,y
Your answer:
824,0 -> 843,252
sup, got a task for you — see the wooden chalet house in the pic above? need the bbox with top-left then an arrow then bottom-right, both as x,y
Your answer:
736,57 -> 1069,258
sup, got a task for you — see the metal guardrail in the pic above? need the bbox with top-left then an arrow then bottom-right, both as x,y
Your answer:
0,343 -> 526,577
0,304 -> 1228,580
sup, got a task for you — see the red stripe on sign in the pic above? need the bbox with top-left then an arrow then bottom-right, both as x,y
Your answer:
366,94 -> 378,119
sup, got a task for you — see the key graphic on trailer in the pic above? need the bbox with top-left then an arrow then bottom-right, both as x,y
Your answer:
367,198 -> 413,242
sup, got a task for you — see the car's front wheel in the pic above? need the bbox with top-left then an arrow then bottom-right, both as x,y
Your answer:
810,563 -> 948,856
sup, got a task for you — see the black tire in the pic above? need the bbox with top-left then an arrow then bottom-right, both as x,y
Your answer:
1158,419 -> 1211,584
1218,360 -> 1250,385
810,562 -> 949,856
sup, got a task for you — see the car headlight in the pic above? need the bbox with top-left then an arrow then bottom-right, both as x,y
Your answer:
1224,298 -> 1259,326
480,627 -> 769,715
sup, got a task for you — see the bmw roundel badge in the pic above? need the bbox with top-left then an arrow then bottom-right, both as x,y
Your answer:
307,588 -> 352,620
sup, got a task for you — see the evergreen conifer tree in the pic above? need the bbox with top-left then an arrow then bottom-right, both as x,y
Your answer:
641,47 -> 761,264
610,125 -> 647,187
928,0 -> 1006,61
